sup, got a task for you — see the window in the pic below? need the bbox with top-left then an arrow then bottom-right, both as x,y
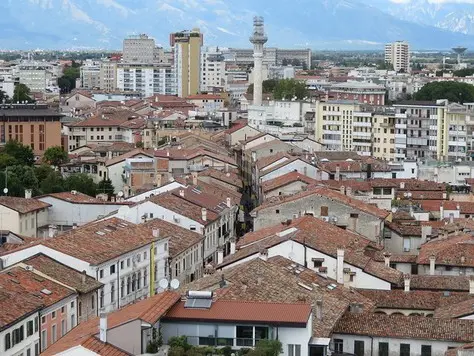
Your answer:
27,348 -> 31,356
403,238 -> 411,252
91,294 -> 95,309
144,269 -> 148,287
321,206 -> 329,216
137,272 -> 141,289
127,258 -> 131,267
27,320 -> 34,336
34,317 -> 38,332
110,265 -> 116,275
41,330 -> 47,351
4,333 -> 11,350
400,343 -> 410,356
350,213 -> 359,218
334,339 -> 343,353
378,342 -> 388,356
354,340 -> 365,356
71,314 -> 76,328
373,187 -> 382,195
255,326 -> 269,340
35,342 -> 39,356
288,344 -> 301,356
99,269 -> 104,278
51,324 -> 57,344
276,209 -> 280,214
421,345 -> 431,356
111,282 -> 115,303
61,320 -> 66,337
120,261 -> 124,269
51,311 -> 56,319
41,316 -> 46,324
127,277 -> 131,295
78,301 -> 82,317
236,326 -> 253,347
313,260 -> 323,268
100,290 -> 105,308
144,251 -> 147,260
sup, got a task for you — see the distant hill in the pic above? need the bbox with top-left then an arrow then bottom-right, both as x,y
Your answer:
1,0 -> 474,50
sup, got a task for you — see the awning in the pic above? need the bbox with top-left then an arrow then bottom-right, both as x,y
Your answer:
309,337 -> 331,346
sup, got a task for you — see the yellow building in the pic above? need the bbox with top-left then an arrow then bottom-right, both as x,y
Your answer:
436,102 -> 470,161
170,28 -> 203,98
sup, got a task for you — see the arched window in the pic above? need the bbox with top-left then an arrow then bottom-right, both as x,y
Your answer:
127,277 -> 131,295
132,274 -> 136,292
137,272 -> 141,290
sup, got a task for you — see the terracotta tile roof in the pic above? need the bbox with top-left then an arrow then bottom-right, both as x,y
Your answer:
319,160 -> 391,173
68,109 -> 142,127
373,253 -> 418,264
0,267 -> 75,330
396,179 -> 447,191
198,168 -> 243,189
149,193 -> 219,225
43,291 -> 180,356
392,210 -> 416,221
37,191 -> 130,205
420,200 -> 460,212
186,94 -> 223,100
358,289 -> 471,311
43,218 -> 166,265
418,234 -> 474,267
385,221 -> 422,237
22,254 -> 103,294
262,172 -> 320,193
119,117 -> 146,129
334,312 -> 474,343
253,186 -> 390,219
144,219 -> 203,258
224,216 -> 401,284
309,179 -> 373,192
314,151 -> 363,161
435,297 -> 474,319
255,152 -> 291,170
407,275 -> 472,292
396,190 -> 446,200
181,256 -> 374,337
186,149 -> 237,166
80,336 -> 131,356
105,149 -> 153,167
0,196 -> 50,214
445,343 -> 474,356
178,177 -> 242,205
165,299 -> 311,326
224,120 -> 249,134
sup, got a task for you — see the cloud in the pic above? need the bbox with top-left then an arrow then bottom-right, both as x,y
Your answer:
217,26 -> 237,35
389,0 -> 474,2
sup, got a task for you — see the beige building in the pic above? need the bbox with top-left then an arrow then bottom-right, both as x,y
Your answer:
99,60 -> 117,91
123,34 -> 155,64
385,41 -> 410,72
0,194 -> 50,237
171,29 -> 203,97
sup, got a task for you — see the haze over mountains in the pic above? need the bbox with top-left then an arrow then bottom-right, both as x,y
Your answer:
2,0 -> 474,50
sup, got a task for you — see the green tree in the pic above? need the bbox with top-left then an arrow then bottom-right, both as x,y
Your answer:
414,81 -> 474,103
453,68 -> 474,77
0,169 -> 24,197
35,164 -> 55,183
0,153 -> 17,169
12,83 -> 33,103
43,146 -> 68,167
273,78 -> 309,100
64,173 -> 97,196
0,90 -> 9,103
2,140 -> 35,166
40,171 -> 65,194
97,178 -> 115,197
58,63 -> 81,93
247,79 -> 279,95
9,165 -> 39,194
246,340 -> 282,356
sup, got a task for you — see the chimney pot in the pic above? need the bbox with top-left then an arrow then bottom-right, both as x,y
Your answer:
429,255 -> 436,275
226,197 -> 232,208
315,300 -> 323,320
24,189 -> 32,199
217,247 -> 224,265
152,229 -> 160,238
383,252 -> 391,267
192,172 -> 198,186
81,270 -> 87,284
230,238 -> 236,255
201,208 -> 207,222
404,274 -> 411,292
179,189 -> 185,197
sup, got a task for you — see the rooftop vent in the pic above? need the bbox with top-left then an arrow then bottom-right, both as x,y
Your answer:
41,288 -> 52,295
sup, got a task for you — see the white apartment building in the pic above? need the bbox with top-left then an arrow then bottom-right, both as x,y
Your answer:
116,63 -> 176,97
0,218 -> 170,314
80,60 -> 101,90
123,34 -> 156,64
200,47 -> 226,92
16,61 -> 56,92
385,41 -> 410,73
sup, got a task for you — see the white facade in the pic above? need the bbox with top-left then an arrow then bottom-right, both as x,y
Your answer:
123,34 -> 155,64
385,41 -> 410,73
80,60 -> 101,90
1,313 -> 40,356
0,205 -> 49,237
107,153 -> 153,195
17,61 -> 56,92
125,182 -> 185,203
200,48 -> 226,92
116,64 -> 176,97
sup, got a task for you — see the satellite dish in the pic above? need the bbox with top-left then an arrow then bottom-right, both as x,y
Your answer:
391,207 -> 397,213
117,191 -> 124,197
158,279 -> 169,290
170,279 -> 180,290
3,188 -> 8,194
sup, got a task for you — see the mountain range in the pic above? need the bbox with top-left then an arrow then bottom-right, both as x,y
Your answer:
2,0 -> 474,50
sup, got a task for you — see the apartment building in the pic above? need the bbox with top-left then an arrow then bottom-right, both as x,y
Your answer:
200,48 -> 226,92
80,60 -> 101,90
171,29 -> 203,98
385,41 -> 410,72
123,34 -> 156,64
0,104 -> 63,155
99,60 -> 117,91
328,82 -> 386,105
116,63 -> 176,97
16,61 -> 56,92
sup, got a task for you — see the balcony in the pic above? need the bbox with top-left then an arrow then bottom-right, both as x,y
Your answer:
395,123 -> 407,129
178,336 -> 272,348
353,122 -> 372,128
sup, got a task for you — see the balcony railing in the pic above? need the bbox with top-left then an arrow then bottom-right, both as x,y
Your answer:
180,336 -> 270,348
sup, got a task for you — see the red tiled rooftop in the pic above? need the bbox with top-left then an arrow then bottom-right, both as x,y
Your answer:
165,299 -> 311,326
0,196 -> 51,214
418,234 -> 474,267
262,171 -> 319,193
37,191 -> 130,205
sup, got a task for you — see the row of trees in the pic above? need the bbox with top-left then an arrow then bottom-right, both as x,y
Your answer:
0,141 -> 114,198
246,79 -> 309,100
414,81 -> 474,103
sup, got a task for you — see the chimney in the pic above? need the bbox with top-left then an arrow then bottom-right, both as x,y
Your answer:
99,313 -> 107,343
72,223 -> 78,230
443,192 -> 447,199
449,213 -> 454,224
383,252 -> 391,267
404,274 -> 411,292
217,247 -> 224,265
201,208 -> 207,222
429,255 -> 436,275
336,249 -> 344,284
230,238 -> 236,255
24,189 -> 32,199
339,185 -> 345,195
440,205 -> 444,220
48,225 -> 58,238
166,150 -> 170,157
225,163 -> 229,173
226,197 -> 232,208
81,270 -> 87,284
179,189 -> 185,197
335,165 -> 340,181
152,229 -> 160,238
315,300 -> 323,320
346,187 -> 352,196
259,248 -> 268,261
156,173 -> 162,187
470,275 -> 474,295
192,172 -> 198,186
400,182 -> 405,189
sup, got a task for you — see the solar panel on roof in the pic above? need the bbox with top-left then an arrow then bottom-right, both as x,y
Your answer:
184,297 -> 212,309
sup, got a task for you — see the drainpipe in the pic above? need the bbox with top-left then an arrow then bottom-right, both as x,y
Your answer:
116,260 -> 120,310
